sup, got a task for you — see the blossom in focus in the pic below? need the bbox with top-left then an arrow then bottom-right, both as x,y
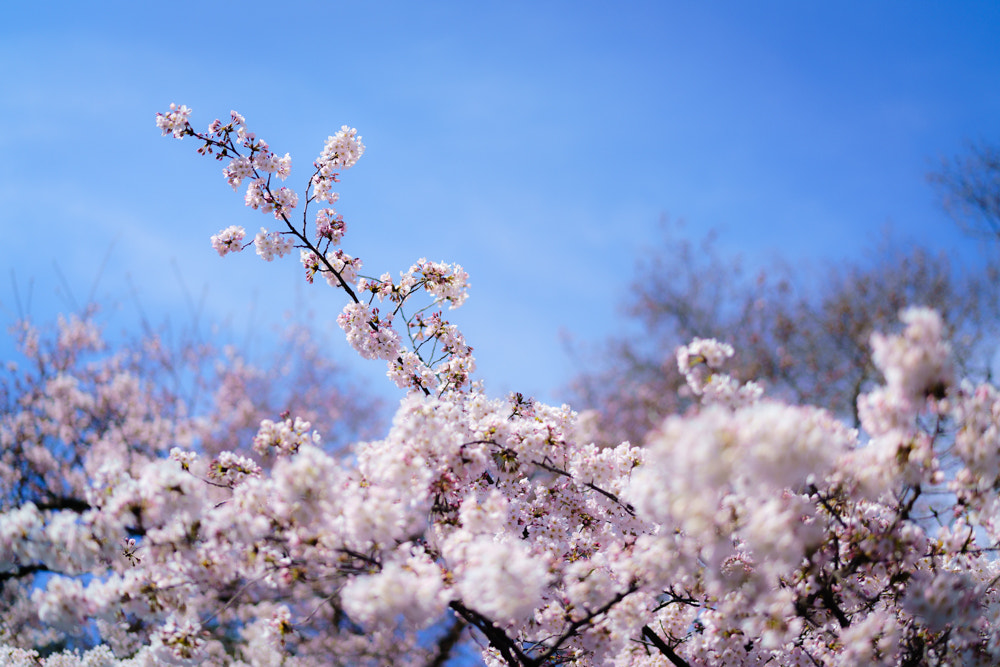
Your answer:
254,228 -> 294,261
155,103 -> 191,138
312,126 -> 365,204
319,125 -> 365,170
209,225 -> 246,256
338,302 -> 402,361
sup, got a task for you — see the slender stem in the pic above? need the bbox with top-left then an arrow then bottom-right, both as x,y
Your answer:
532,457 -> 636,516
527,585 -> 637,665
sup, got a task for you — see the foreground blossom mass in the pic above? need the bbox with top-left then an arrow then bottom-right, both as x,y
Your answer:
3,106 -> 1000,666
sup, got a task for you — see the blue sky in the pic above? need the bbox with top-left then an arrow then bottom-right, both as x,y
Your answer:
2,2 -> 999,407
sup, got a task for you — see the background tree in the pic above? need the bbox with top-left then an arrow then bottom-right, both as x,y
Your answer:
0,305 -> 383,651
931,141 -> 1000,243
568,220 -> 999,445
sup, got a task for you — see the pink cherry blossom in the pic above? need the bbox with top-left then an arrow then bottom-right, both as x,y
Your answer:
7,105 -> 1000,667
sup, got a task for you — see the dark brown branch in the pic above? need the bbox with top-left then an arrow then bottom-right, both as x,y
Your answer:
0,563 -> 48,584
819,586 -> 851,629
449,601 -> 531,667
641,626 -> 691,667
425,614 -> 467,667
34,496 -> 91,513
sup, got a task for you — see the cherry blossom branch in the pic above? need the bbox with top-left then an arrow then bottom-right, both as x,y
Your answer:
167,111 -> 451,395
526,583 -> 639,666
531,457 -> 636,516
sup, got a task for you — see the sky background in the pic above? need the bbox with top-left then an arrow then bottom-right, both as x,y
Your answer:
2,2 -> 999,411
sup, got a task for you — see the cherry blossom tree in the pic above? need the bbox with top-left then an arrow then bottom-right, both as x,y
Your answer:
0,301 -> 382,654
4,105 -> 1000,666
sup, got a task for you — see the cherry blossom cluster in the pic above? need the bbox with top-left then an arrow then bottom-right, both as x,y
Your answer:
6,108 -> 1000,666
312,125 -> 365,203
154,102 -> 190,138
676,337 -> 763,407
210,224 -> 246,257
676,336 -> 734,394
251,415 -> 320,457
